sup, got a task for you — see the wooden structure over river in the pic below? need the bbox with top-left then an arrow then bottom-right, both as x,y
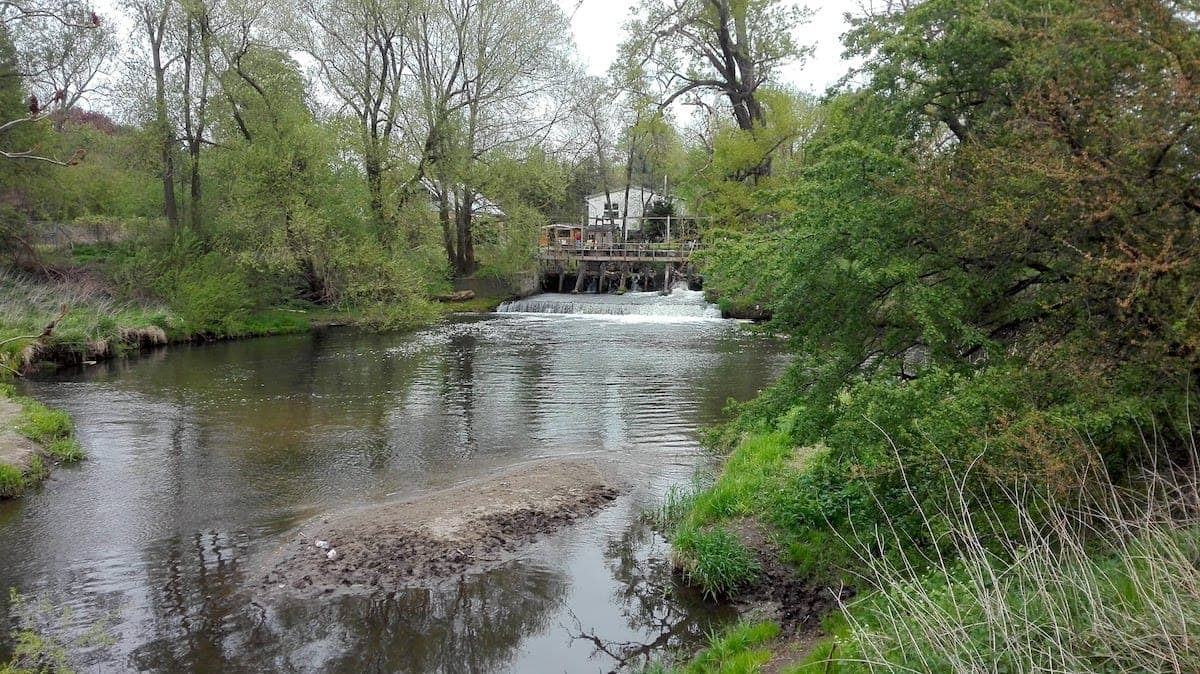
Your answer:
537,224 -> 702,294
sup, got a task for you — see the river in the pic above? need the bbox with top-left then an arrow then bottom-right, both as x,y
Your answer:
0,291 -> 788,672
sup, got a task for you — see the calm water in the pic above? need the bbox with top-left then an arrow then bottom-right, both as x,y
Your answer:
0,303 -> 787,672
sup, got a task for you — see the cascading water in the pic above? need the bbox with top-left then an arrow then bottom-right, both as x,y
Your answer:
497,286 -> 724,320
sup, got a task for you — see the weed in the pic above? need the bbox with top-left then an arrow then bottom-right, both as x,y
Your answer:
796,436 -> 1200,673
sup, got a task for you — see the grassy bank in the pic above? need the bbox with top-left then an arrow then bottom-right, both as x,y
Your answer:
0,384 -> 84,499
0,266 -> 508,374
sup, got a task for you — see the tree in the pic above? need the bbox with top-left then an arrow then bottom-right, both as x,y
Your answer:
14,1 -> 114,125
209,46 -> 344,302
617,0 -> 808,135
287,0 -> 413,231
0,0 -> 101,163
124,0 -> 180,228
408,0 -> 576,276
567,76 -> 621,225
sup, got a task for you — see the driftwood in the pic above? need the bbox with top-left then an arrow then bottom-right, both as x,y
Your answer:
434,290 -> 476,303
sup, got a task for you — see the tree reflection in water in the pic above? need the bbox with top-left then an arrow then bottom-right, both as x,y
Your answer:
568,519 -> 737,672
128,533 -> 568,673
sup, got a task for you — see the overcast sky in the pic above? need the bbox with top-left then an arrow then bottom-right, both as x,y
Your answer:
557,0 -> 864,95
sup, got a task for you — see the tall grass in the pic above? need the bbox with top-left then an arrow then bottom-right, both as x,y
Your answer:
809,433 -> 1200,673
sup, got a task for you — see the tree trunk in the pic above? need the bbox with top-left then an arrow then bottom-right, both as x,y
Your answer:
455,186 -> 475,276
365,149 -> 385,231
438,188 -> 455,270
189,140 -> 202,230
152,46 -> 177,228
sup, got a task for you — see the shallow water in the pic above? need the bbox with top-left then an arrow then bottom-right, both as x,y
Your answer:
0,306 -> 787,672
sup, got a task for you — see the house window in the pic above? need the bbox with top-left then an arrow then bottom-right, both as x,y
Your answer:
603,202 -> 620,220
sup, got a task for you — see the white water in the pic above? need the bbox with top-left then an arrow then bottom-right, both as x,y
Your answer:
497,287 -> 724,320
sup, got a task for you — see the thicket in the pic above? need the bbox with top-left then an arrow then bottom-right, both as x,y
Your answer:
675,0 -> 1200,668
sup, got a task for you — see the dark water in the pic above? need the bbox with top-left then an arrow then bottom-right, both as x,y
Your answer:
0,308 -> 787,672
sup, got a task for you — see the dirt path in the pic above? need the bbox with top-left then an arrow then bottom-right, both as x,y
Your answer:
0,397 -> 37,473
254,458 -> 622,596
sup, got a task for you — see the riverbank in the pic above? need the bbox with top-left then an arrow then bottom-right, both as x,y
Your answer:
255,458 -> 622,596
0,385 -> 84,499
0,266 -> 508,374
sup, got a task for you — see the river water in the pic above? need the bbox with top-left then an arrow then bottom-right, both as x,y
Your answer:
0,292 -> 787,673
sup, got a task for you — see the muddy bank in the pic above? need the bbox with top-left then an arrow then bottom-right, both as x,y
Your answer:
255,459 -> 622,596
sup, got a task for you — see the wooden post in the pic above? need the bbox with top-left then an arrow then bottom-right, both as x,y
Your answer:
573,261 -> 588,293
557,269 -> 565,293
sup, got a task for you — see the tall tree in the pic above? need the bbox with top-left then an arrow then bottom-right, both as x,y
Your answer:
0,0 -> 101,163
125,0 -> 180,228
409,0 -> 576,276
618,0 -> 808,133
288,0 -> 413,231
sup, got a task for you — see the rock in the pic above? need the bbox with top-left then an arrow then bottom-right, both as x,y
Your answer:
314,540 -> 330,550
326,548 -> 339,561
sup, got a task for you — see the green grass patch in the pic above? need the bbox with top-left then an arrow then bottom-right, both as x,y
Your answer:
661,431 -> 811,597
672,526 -> 761,599
0,463 -> 24,498
44,438 -> 85,463
644,621 -> 781,674
685,622 -> 780,674
18,401 -> 73,445
1,386 -> 86,470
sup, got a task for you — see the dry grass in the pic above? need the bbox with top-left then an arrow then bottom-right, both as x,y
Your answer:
0,268 -> 175,371
811,427 -> 1200,674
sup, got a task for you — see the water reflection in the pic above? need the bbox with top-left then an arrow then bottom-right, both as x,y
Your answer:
1,315 -> 786,671
129,557 -> 568,673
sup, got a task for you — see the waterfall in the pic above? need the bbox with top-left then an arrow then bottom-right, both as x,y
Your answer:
498,287 -> 723,320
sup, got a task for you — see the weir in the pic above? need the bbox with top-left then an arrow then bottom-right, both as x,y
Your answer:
498,287 -> 723,320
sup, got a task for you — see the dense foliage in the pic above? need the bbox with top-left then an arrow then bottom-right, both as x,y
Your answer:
673,0 -> 1200,670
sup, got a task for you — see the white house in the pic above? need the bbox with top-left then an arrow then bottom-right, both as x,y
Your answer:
584,186 -> 683,233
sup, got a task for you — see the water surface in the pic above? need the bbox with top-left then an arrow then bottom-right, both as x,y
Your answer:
1,303 -> 787,672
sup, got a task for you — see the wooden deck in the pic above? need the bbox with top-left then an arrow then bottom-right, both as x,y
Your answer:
538,243 -> 699,264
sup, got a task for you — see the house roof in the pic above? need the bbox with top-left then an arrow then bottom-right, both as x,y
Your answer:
420,178 -> 507,218
584,186 -> 663,201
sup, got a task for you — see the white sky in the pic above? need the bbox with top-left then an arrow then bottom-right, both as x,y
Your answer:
557,0 -> 864,95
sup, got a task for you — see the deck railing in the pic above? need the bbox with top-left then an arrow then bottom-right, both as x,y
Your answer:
538,242 -> 701,261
